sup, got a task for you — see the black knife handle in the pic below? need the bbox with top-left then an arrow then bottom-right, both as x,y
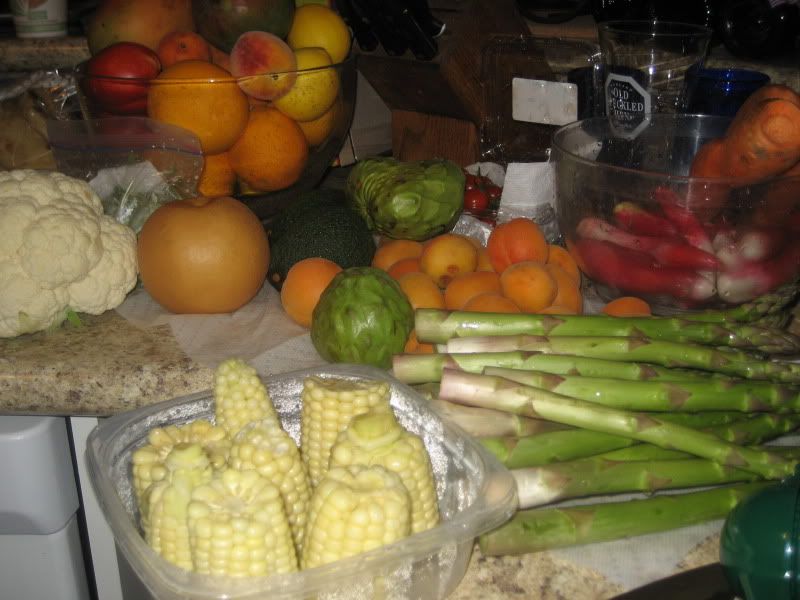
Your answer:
391,0 -> 439,60
351,0 -> 409,56
401,0 -> 446,38
334,0 -> 380,52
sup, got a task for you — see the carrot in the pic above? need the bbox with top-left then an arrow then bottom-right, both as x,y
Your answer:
690,84 -> 800,182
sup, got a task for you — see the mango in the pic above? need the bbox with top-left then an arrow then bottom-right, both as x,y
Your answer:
86,0 -> 195,55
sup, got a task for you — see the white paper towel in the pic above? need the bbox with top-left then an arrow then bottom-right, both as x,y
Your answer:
496,161 -> 560,243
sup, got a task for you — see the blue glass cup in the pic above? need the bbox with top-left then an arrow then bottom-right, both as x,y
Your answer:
682,67 -> 771,117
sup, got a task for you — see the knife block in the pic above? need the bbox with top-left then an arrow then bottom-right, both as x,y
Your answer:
355,0 -> 553,166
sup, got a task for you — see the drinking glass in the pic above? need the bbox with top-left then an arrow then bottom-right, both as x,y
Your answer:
682,66 -> 771,117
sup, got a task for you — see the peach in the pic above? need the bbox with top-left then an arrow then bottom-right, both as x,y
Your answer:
229,31 -> 297,101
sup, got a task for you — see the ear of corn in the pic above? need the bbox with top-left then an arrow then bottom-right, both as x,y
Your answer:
187,469 -> 299,578
301,464 -> 411,570
131,419 -> 230,510
330,409 -> 440,533
214,358 -> 279,438
143,444 -> 214,570
300,376 -> 392,487
229,419 -> 312,552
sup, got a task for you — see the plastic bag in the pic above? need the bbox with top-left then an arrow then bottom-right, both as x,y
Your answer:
47,117 -> 203,232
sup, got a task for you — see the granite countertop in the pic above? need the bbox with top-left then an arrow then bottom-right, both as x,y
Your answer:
0,307 -> 722,598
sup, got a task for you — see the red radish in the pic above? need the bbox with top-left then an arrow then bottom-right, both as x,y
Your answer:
717,239 -> 800,303
572,238 -> 716,302
653,187 -> 714,253
613,201 -> 678,237
712,226 -> 788,270
576,217 -> 719,270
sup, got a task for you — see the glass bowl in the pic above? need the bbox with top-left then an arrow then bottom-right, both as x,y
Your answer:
551,114 -> 800,313
74,56 -> 357,220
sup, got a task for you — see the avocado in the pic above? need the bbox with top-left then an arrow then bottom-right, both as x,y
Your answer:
267,189 -> 376,290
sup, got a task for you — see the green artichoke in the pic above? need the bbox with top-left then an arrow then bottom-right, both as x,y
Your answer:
311,267 -> 414,369
345,157 -> 465,241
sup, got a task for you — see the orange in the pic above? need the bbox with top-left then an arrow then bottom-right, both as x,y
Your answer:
298,99 -> 340,147
228,106 -> 310,192
280,257 -> 342,328
156,31 -> 211,68
197,152 -> 236,197
147,60 -> 250,155
499,261 -> 558,313
137,196 -> 269,314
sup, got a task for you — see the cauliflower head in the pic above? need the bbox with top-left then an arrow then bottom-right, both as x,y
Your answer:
0,169 -> 138,338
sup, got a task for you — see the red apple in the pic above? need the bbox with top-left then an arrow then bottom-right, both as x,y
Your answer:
84,42 -> 162,115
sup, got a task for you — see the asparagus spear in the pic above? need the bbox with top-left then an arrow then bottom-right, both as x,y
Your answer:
481,412 -> 797,468
513,456 -> 766,508
414,308 -> 800,354
439,369 -> 796,479
482,366 -> 800,414
429,399 -> 568,438
478,482 -> 771,556
393,351 -> 718,384
443,335 -> 800,383
678,282 -> 799,323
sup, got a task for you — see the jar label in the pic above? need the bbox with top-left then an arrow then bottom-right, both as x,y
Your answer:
605,73 -> 651,139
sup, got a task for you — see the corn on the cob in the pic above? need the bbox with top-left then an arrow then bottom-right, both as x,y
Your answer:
214,358 -> 278,437
301,465 -> 411,570
300,376 -> 392,487
131,419 -> 230,510
187,469 -> 298,577
229,419 -> 312,552
144,444 -> 214,570
330,409 -> 440,534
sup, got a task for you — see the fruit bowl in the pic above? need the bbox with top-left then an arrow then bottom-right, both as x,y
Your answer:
551,114 -> 800,313
73,55 -> 357,220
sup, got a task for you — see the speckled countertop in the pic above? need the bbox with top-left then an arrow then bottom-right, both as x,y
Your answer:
0,308 -> 723,597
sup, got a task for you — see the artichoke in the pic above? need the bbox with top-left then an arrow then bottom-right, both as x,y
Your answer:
311,267 -> 414,369
346,157 -> 465,241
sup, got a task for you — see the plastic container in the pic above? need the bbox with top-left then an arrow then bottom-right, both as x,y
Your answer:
85,365 -> 518,600
74,57 -> 357,221
551,113 -> 800,313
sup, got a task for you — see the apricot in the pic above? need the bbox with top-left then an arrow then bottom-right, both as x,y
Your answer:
420,233 -> 478,288
546,244 -> 581,285
404,330 -> 435,354
387,257 -> 422,280
372,239 -> 424,271
230,31 -> 298,101
280,257 -> 342,328
462,293 -> 521,314
487,217 -> 549,273
602,296 -> 652,317
500,261 -> 558,313
538,304 -> 579,315
157,31 -> 211,68
444,271 -> 502,310
398,272 -> 446,310
476,248 -> 494,272
543,263 -> 583,314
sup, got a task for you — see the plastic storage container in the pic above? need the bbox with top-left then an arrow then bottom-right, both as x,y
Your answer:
85,365 -> 518,600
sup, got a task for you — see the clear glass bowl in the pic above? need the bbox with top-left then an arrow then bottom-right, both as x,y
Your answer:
74,57 -> 357,220
551,114 -> 800,313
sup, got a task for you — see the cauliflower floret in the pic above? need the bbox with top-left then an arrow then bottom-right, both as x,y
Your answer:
68,216 -> 138,314
0,261 -> 69,338
0,169 -> 138,338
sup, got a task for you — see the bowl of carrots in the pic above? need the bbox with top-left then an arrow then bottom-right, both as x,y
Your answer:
552,84 -> 800,313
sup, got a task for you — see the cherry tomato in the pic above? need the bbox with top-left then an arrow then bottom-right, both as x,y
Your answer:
464,188 -> 490,213
84,42 -> 162,115
486,184 -> 503,203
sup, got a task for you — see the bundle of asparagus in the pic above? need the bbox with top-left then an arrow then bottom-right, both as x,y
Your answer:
392,288 -> 800,556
